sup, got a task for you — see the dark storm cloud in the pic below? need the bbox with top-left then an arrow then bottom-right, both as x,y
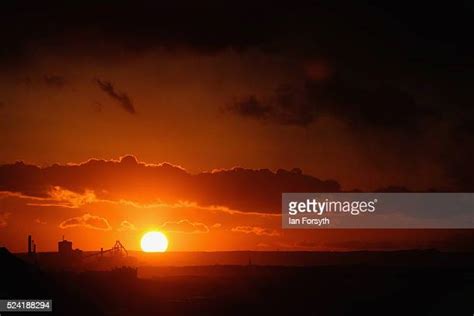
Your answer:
96,79 -> 136,114
228,85 -> 314,126
2,2 -> 473,70
2,2 -> 472,129
229,75 -> 428,129
1,2 -> 473,189
0,156 -> 340,214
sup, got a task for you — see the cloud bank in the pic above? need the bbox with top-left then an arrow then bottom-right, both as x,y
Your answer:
0,156 -> 340,214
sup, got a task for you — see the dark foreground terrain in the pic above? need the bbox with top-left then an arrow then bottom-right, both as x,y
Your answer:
1,247 -> 473,315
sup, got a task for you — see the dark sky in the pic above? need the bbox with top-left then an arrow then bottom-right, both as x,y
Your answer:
2,2 -> 473,190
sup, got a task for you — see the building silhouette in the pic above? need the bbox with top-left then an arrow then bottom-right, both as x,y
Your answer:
58,236 -> 73,256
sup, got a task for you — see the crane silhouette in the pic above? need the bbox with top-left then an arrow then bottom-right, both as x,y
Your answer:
84,240 -> 128,258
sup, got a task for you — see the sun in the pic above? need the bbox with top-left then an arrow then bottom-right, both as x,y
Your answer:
141,231 -> 168,252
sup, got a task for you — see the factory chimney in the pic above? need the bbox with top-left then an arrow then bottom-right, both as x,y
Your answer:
27,235 -> 32,255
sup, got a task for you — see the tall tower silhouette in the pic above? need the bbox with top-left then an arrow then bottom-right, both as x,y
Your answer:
27,235 -> 32,255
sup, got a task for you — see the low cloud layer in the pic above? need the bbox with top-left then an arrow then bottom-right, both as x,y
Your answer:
231,225 -> 280,237
161,219 -> 209,234
59,213 -> 111,231
0,156 -> 339,214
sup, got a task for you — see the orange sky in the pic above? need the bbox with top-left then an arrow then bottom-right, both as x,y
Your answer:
0,156 -> 472,252
0,51 -> 470,252
1,3 -> 473,252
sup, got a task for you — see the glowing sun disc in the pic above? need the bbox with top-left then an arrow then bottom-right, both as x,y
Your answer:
141,231 -> 168,252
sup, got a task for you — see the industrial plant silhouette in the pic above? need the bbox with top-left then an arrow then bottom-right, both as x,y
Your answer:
22,234 -> 135,271
0,234 -> 473,315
